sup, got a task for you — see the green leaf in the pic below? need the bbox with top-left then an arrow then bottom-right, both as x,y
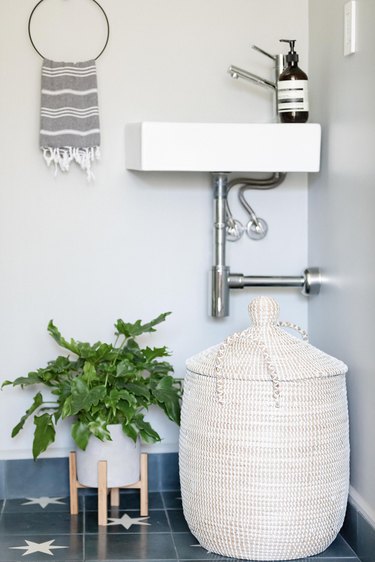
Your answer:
82,361 -> 98,385
2,372 -> 42,388
116,401 -> 136,423
142,346 -> 170,361
52,356 -> 73,371
53,410 -> 61,424
61,396 -> 73,418
90,343 -> 113,363
1,380 -> 12,388
88,419 -> 111,441
71,420 -> 90,450
88,385 -> 107,405
124,383 -> 150,401
116,359 -> 136,378
69,378 -> 89,414
151,376 -> 181,425
53,379 -> 72,404
69,378 -> 106,416
122,420 -> 139,442
48,320 -> 81,355
123,338 -> 142,355
136,417 -> 161,444
115,312 -> 171,339
105,389 -> 136,419
11,392 -> 44,437
32,413 -> 56,459
109,389 -> 136,405
147,361 -> 174,375
48,322 -> 113,362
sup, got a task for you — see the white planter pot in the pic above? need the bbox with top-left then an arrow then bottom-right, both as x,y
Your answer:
76,424 -> 140,488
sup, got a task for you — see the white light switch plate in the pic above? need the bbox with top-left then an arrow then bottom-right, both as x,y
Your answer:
344,1 -> 356,56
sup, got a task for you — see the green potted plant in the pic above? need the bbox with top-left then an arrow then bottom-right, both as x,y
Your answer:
2,312 -> 181,487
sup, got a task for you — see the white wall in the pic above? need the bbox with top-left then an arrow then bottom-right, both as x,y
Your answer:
0,0 -> 309,459
309,0 -> 375,525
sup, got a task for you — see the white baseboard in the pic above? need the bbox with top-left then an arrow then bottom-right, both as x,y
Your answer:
349,485 -> 375,529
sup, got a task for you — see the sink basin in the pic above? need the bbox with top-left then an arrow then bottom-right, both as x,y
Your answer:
125,122 -> 321,172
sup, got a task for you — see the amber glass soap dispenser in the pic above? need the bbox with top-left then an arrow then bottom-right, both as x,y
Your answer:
278,39 -> 309,123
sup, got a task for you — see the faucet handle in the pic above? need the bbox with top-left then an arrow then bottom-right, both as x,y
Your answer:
251,44 -> 276,61
252,45 -> 286,79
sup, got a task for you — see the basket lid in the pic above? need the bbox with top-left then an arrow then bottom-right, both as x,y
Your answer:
186,296 -> 348,382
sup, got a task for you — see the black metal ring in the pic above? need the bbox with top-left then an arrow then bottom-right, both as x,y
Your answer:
28,0 -> 110,60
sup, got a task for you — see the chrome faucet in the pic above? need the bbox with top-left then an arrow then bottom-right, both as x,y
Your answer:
228,66 -> 276,90
228,45 -> 286,114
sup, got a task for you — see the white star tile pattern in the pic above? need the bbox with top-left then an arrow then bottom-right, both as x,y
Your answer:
21,497 -> 66,509
107,513 -> 150,530
0,490 -> 359,562
10,539 -> 68,556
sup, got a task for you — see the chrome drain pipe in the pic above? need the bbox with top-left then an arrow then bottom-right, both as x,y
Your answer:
228,269 -> 321,296
211,173 -> 230,318
228,274 -> 304,289
210,173 -> 321,318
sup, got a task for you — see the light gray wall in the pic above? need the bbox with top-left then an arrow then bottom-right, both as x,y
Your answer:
0,0 -> 309,459
309,0 -> 375,524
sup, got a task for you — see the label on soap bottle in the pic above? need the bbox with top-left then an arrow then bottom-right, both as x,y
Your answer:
277,80 -> 309,113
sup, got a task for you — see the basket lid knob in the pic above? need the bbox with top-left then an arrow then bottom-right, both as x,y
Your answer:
248,296 -> 279,326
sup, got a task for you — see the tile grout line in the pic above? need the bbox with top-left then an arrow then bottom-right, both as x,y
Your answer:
84,531 -> 175,535
82,493 -> 86,562
6,558 -> 170,562
343,536 -> 361,561
161,491 -> 180,561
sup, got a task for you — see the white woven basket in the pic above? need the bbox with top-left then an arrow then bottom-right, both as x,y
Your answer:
179,296 -> 349,561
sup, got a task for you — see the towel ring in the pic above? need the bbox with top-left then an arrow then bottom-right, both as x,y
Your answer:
28,0 -> 110,60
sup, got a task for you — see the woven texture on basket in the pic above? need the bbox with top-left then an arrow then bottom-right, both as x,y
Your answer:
179,296 -> 349,562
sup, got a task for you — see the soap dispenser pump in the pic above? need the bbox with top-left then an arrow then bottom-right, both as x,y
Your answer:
278,39 -> 309,123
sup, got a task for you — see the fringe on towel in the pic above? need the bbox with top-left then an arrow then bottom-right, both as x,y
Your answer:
42,147 -> 101,181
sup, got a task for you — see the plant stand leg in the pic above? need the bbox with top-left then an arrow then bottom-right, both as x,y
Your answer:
98,460 -> 108,526
69,452 -> 79,515
140,452 -> 148,516
110,487 -> 120,507
120,453 -> 148,515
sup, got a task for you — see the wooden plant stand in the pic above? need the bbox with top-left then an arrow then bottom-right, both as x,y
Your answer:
69,451 -> 148,526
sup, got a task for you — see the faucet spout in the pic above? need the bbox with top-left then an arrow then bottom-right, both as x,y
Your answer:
228,65 -> 276,90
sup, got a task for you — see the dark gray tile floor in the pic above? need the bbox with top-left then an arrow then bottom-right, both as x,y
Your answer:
0,491 -> 360,561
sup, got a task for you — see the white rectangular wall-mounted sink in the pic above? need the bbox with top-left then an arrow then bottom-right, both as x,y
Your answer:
125,122 -> 321,173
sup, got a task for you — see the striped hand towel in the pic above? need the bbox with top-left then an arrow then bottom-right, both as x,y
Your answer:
40,59 -> 101,180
